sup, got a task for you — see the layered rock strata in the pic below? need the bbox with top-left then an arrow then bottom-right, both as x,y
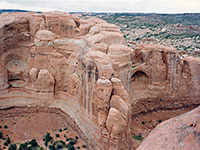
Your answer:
130,44 -> 200,116
0,11 -> 132,150
137,106 -> 200,150
0,11 -> 200,150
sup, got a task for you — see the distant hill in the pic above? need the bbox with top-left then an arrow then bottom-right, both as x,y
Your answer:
0,9 -> 42,14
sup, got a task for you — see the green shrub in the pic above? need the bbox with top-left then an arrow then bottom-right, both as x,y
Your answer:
158,119 -> 162,123
29,139 -> 38,147
55,134 -> 59,138
8,143 -> 17,150
132,135 -> 144,141
59,129 -> 62,132
63,127 -> 68,131
19,142 -> 28,150
69,140 -> 76,145
142,121 -> 146,125
43,132 -> 53,146
77,146 -> 80,149
65,144 -> 75,150
82,144 -> 86,148
75,136 -> 79,140
4,141 -> 9,146
4,125 -> 8,129
4,137 -> 11,146
6,137 -> 11,144
56,144 -> 63,149
49,145 -> 56,150
0,131 -> 3,138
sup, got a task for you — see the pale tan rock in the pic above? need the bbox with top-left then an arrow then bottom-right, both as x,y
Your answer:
97,111 -> 107,127
137,106 -> 200,150
41,11 -> 78,37
106,108 -> 127,140
88,23 -> 120,36
110,95 -> 129,121
52,38 -> 89,58
28,13 -> 44,38
101,31 -> 126,45
111,77 -> 129,102
84,50 -> 114,78
29,67 -> 39,83
91,43 -> 108,53
108,44 -> 133,67
108,44 -> 133,89
97,23 -> 120,32
85,32 -> 105,45
95,77 -> 112,112
35,30 -> 58,42
32,69 -> 55,93
67,73 -> 81,98
0,61 -> 9,90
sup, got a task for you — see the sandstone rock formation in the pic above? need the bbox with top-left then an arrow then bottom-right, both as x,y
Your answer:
0,11 -> 200,150
131,44 -> 200,116
0,11 -> 132,149
137,106 -> 200,150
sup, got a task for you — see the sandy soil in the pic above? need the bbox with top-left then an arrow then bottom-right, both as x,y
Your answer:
0,107 -> 87,149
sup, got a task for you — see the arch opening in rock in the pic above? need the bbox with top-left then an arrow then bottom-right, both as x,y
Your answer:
131,71 -> 149,90
6,59 -> 26,81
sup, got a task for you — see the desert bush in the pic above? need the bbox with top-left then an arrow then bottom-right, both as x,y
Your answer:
56,144 -> 63,149
43,132 -> 53,146
65,144 -> 75,150
49,145 -> 56,150
69,139 -> 76,145
63,127 -> 68,131
4,125 -> 8,129
8,143 -> 17,150
132,135 -> 144,141
142,121 -> 146,125
0,131 -> 3,138
4,141 -> 9,146
4,136 -> 11,146
29,139 -> 38,147
19,142 -> 28,150
55,134 -> 59,138
82,144 -> 86,148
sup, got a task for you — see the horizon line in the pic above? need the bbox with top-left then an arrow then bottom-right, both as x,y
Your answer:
1,9 -> 200,15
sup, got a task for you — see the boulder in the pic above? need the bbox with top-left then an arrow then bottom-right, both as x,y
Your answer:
67,73 -> 81,98
111,77 -> 129,102
137,106 -> 200,150
95,77 -> 112,112
110,95 -> 129,121
0,61 -> 9,90
106,108 -> 127,140
32,69 -> 55,93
